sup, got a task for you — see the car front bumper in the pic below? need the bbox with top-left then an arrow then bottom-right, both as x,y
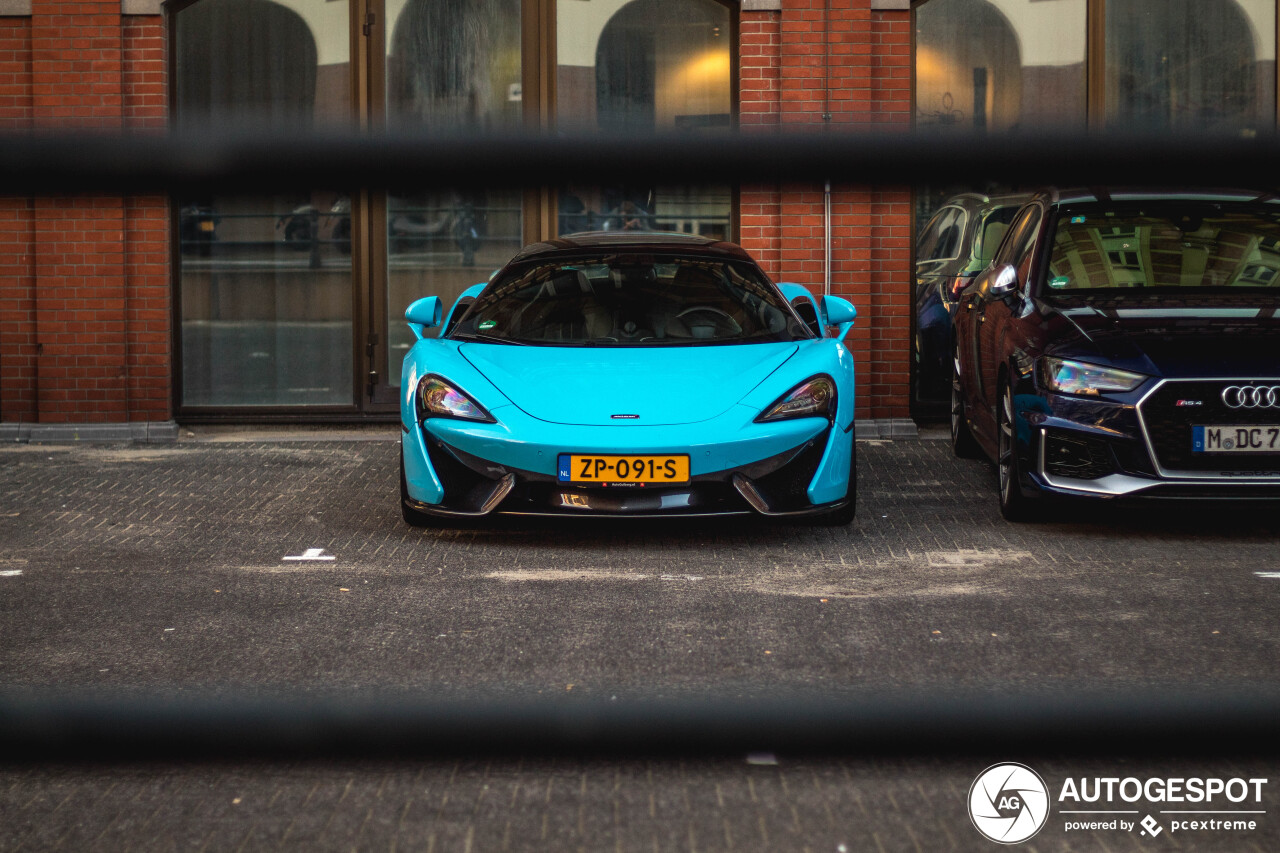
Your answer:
1014,380 -> 1280,501
402,404 -> 854,518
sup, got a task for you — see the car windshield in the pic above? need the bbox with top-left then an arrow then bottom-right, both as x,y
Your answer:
1045,204 -> 1280,294
449,253 -> 813,346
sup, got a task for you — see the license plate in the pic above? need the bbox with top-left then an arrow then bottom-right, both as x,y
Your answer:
1192,425 -> 1280,453
557,454 -> 690,484
198,220 -> 216,232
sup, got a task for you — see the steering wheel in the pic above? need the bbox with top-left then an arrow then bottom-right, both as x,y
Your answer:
676,305 -> 742,333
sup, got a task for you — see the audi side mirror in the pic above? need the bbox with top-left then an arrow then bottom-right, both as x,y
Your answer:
989,264 -> 1019,299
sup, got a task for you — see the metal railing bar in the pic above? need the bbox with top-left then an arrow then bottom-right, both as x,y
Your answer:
1,130 -> 1278,194
1,689 -> 1277,763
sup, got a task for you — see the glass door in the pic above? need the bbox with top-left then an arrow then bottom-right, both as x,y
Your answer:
365,0 -> 526,407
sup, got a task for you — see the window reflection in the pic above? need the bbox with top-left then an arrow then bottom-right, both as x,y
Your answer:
384,0 -> 525,378
1106,0 -> 1275,133
915,0 -> 1087,133
174,0 -> 354,407
556,0 -> 733,240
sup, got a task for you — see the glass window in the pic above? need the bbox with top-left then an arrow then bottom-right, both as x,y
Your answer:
556,0 -> 733,239
971,206 -> 1021,268
917,206 -> 965,263
173,0 -> 354,407
994,205 -> 1040,270
1106,0 -> 1276,133
1047,206 -> 1280,292
916,0 -> 1087,133
384,0 -> 525,379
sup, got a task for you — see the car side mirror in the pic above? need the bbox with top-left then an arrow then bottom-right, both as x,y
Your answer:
405,296 -> 443,340
989,264 -> 1019,299
820,295 -> 857,338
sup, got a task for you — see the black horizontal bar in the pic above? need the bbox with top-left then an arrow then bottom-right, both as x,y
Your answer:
0,130 -> 1278,194
1,689 -> 1277,763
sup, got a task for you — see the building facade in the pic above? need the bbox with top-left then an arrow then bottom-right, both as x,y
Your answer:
0,0 -> 1274,437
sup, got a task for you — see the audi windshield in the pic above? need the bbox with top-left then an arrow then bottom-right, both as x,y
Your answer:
1045,204 -> 1280,295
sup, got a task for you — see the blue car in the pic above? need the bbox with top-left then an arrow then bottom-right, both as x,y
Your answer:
399,232 -> 858,524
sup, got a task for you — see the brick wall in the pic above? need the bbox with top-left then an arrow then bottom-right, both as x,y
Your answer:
739,0 -> 912,422
2,1 -> 914,426
0,6 -> 170,426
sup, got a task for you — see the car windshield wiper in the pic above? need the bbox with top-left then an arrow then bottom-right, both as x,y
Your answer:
448,332 -> 530,346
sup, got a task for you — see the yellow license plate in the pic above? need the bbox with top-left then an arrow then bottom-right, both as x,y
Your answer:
198,220 -> 216,232
558,454 -> 690,484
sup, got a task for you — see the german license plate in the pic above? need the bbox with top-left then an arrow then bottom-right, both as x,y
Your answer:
1193,425 -> 1280,453
557,454 -> 690,484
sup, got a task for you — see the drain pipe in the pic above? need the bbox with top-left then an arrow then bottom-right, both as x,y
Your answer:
821,0 -> 832,297
823,179 -> 832,297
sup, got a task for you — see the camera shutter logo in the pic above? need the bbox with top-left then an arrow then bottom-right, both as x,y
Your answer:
968,763 -> 1050,844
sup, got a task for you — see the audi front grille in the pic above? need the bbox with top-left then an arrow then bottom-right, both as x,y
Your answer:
1138,379 -> 1280,474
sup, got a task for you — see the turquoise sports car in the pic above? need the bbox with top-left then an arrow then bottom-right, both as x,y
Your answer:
399,232 -> 858,523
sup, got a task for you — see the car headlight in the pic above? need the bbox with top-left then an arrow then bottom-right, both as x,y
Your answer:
1039,357 -> 1146,397
416,375 -> 496,423
755,375 -> 836,423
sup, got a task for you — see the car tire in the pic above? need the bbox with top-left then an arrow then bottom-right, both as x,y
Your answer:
951,354 -> 983,459
997,381 -> 1038,522
400,453 -> 437,528
813,438 -> 857,526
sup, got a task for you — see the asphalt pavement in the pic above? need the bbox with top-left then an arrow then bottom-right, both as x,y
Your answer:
1,431 -> 1278,851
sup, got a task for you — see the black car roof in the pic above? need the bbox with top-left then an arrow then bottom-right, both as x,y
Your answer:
937,191 -> 1035,211
1041,188 -> 1280,207
507,231 -> 754,264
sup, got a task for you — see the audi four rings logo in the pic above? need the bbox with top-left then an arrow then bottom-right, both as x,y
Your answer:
1221,385 -> 1280,409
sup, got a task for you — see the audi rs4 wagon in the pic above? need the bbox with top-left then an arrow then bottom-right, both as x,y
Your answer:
399,232 -> 858,524
951,189 -> 1280,520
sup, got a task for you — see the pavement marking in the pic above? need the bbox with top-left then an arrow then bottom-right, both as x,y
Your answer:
1254,572 -> 1280,578
283,548 -> 336,562
0,570 -> 22,577
485,570 -> 704,582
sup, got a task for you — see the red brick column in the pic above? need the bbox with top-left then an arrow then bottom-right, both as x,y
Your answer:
0,6 -> 169,430
0,18 -> 34,423
739,7 -> 783,279
123,16 -> 170,421
32,0 -> 126,423
737,0 -> 913,424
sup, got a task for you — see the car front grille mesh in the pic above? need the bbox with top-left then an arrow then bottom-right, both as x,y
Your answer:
1140,380 -> 1280,473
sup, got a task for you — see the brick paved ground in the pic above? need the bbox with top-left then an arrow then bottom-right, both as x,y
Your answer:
1,434 -> 1278,851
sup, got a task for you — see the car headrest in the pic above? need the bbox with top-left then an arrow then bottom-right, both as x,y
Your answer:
544,268 -> 592,297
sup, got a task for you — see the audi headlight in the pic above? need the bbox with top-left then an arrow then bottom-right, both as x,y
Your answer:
416,375 -> 496,423
1039,358 -> 1146,397
755,375 -> 836,423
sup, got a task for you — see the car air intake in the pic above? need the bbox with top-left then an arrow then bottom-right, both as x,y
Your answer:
1044,431 -> 1114,480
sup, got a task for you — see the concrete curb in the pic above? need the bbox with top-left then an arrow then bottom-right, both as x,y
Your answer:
0,421 -> 179,444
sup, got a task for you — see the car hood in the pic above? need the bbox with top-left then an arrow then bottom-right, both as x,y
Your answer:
1046,295 -> 1280,377
460,342 -> 798,425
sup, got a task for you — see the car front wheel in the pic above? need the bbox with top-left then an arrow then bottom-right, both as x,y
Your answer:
997,382 -> 1038,522
951,353 -> 982,459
